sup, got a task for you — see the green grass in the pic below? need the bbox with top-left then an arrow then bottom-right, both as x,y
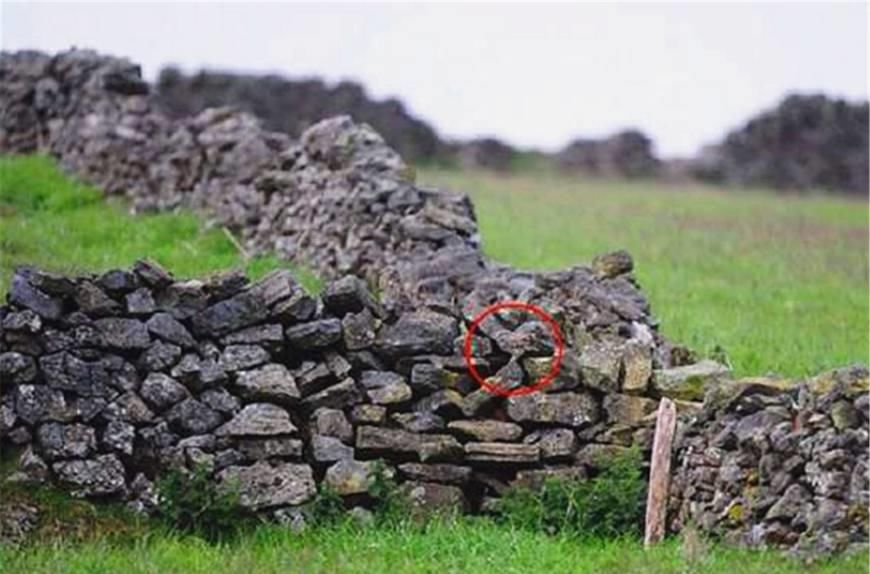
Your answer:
420,168 -> 869,377
0,155 -> 320,294
1,518 -> 867,574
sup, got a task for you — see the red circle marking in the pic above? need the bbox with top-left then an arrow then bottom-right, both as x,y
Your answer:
463,301 -> 565,397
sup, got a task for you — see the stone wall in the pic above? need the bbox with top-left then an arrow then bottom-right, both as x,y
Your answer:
0,262 -> 675,519
690,94 -> 869,195
155,67 -> 447,164
557,130 -> 661,179
669,369 -> 869,556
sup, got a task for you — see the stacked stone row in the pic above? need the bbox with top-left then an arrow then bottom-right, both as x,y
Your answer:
669,370 -> 869,556
0,261 -> 676,517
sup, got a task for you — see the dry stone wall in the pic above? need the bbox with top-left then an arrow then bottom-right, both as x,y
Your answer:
0,262 -> 673,519
669,369 -> 869,556
1,49 -> 867,554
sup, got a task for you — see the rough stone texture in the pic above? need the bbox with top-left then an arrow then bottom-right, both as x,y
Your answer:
217,461 -> 315,510
669,367 -> 869,556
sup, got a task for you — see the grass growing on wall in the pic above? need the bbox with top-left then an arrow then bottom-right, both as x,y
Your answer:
0,155 -> 320,294
420,167 -> 869,377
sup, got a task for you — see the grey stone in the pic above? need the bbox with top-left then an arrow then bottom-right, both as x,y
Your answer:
311,408 -> 353,443
0,352 -> 36,384
513,466 -> 587,489
356,426 -> 463,462
653,359 -> 731,401
94,318 -> 151,350
219,344 -> 269,372
603,394 -> 658,426
218,461 -> 315,510
350,404 -> 387,425
234,363 -> 300,405
200,388 -> 241,415
126,288 -> 156,315
216,403 -> 297,437
398,463 -> 472,485
140,341 -> 182,372
375,311 -> 458,357
192,290 -> 270,337
324,459 -> 376,496
402,481 -> 467,515
8,272 -> 63,320
523,428 -> 578,460
103,392 -> 155,425
221,324 -> 283,351
102,420 -> 135,455
146,312 -> 196,347
578,340 -> 623,392
2,309 -> 42,333
14,384 -> 69,425
360,370 -> 412,405
310,435 -> 354,463
74,281 -> 120,317
392,412 -> 445,433
448,420 -> 523,442
53,454 -> 126,496
36,422 -> 97,460
301,378 -> 362,410
506,391 -> 600,428
165,398 -> 222,435
140,373 -> 189,410
464,442 -> 540,465
285,319 -> 342,349
342,309 -> 379,351
236,438 -> 304,461
322,276 -> 382,317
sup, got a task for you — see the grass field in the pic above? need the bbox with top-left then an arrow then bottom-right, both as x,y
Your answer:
1,155 -> 868,573
420,167 -> 869,377
2,518 -> 868,574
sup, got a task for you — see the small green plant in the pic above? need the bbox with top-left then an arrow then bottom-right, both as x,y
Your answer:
499,446 -> 646,538
155,464 -> 255,542
368,460 -> 408,525
308,483 -> 346,527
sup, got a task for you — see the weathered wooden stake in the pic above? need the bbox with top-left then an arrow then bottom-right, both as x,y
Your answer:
644,397 -> 677,547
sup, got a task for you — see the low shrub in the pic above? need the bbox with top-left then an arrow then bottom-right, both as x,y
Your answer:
498,446 -> 646,538
155,464 -> 255,541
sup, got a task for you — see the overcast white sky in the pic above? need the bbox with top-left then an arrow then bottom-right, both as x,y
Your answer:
2,2 -> 867,157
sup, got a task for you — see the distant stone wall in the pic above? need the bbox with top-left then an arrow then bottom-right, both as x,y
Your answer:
669,369 -> 869,556
557,130 -> 660,179
691,94 -> 869,195
0,262 -> 677,519
156,67 -> 447,164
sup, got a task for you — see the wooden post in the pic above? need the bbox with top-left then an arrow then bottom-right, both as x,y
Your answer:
644,397 -> 677,547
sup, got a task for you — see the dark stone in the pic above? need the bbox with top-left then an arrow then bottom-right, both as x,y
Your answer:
523,429 -> 578,461
398,463 -> 471,485
126,288 -> 156,315
414,390 -> 464,418
39,352 -> 112,397
402,481 -> 468,515
217,461 -> 315,510
53,454 -> 127,496
448,420 -> 523,442
0,352 -> 36,384
464,442 -> 540,465
8,271 -> 64,320
216,403 -> 297,437
236,438 -> 304,461
165,398 -> 222,435
310,435 -> 354,463
301,378 -> 362,411
192,290 -> 270,337
235,363 -> 300,405
98,269 -> 140,294
133,259 -> 174,288
94,318 -> 151,350
146,312 -> 196,348
392,412 -> 446,433
140,341 -> 182,371
356,426 -> 462,462
102,391 -> 155,425
360,370 -> 412,405
285,319 -> 342,349
36,422 -> 97,460
14,384 -> 68,425
342,308 -> 379,351
322,276 -> 382,317
311,408 -> 353,443
102,420 -> 135,455
200,388 -> 241,415
74,282 -> 120,317
2,309 -> 42,333
139,373 -> 189,410
506,391 -> 600,428
376,311 -> 458,357
272,290 -> 317,324
219,344 -> 269,372
221,323 -> 284,352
